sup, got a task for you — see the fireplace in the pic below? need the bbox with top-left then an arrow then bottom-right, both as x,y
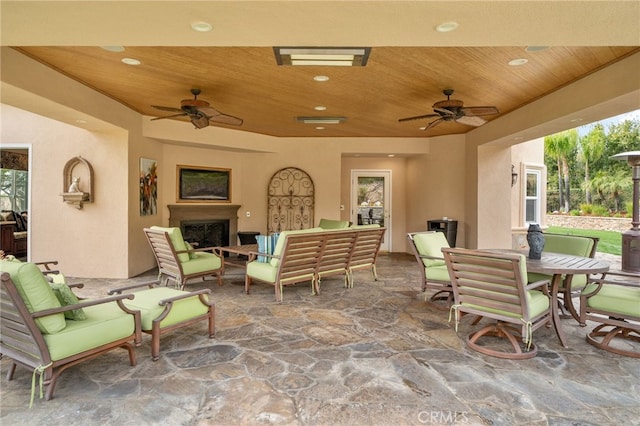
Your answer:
181,220 -> 229,249
168,204 -> 242,247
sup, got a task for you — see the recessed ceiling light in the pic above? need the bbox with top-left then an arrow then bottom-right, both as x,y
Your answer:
101,46 -> 124,52
419,126 -> 427,131
435,21 -> 459,33
314,106 -> 327,111
570,118 -> 584,123
508,58 -> 528,66
315,126 -> 325,130
388,154 -> 395,158
75,119 -> 87,124
525,46 -> 549,52
314,75 -> 330,82
121,57 -> 141,65
274,47 -> 371,66
191,21 -> 213,32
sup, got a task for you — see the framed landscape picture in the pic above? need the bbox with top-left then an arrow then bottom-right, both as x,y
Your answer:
177,165 -> 231,203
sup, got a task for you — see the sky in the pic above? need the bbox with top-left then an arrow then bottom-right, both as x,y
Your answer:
577,109 -> 640,136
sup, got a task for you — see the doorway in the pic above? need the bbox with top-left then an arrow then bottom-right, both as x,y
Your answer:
351,169 -> 391,251
0,145 -> 31,259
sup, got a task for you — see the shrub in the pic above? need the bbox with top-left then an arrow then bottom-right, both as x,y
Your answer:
570,209 -> 581,216
592,204 -> 609,216
580,203 -> 593,215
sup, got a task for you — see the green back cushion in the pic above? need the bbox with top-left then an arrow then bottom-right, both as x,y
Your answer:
319,219 -> 350,229
413,232 -> 450,267
583,283 -> 640,316
151,226 -> 190,263
0,261 -> 66,334
543,234 -> 594,257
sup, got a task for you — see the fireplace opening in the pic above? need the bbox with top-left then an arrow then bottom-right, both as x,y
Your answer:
181,220 -> 230,253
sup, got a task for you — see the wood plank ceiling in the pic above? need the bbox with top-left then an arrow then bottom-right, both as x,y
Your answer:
14,45 -> 639,138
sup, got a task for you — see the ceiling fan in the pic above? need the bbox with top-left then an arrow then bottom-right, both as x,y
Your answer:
151,89 -> 243,129
399,89 -> 499,131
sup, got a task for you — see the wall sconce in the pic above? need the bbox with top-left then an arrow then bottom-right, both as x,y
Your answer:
511,165 -> 518,186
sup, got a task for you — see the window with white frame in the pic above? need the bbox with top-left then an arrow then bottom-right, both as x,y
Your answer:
524,168 -> 542,224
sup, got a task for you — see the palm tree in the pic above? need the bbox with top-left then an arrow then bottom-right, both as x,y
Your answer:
545,130 -> 578,212
578,124 -> 606,204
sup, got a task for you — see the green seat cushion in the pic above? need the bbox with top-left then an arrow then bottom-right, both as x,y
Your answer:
463,289 -> 550,319
151,226 -> 190,263
349,224 -> 380,229
425,264 -> 451,282
43,301 -> 135,361
528,272 -> 588,290
319,219 -> 350,229
0,261 -> 66,334
181,252 -> 222,275
123,287 -> 210,331
413,232 -> 449,267
246,261 -> 314,284
583,283 -> 640,317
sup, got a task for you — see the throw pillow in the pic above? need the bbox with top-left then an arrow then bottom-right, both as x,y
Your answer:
255,233 -> 280,263
49,277 -> 87,321
185,242 -> 198,259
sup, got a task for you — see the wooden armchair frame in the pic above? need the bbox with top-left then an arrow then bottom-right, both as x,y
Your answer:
407,231 -> 453,307
0,271 -> 141,401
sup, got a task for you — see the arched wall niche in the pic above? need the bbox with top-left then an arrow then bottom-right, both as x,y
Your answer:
61,156 -> 94,209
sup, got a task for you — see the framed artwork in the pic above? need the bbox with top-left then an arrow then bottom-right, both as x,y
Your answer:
177,165 -> 231,203
140,158 -> 158,215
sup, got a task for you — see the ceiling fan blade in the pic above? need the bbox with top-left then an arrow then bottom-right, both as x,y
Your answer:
398,113 -> 440,123
456,115 -> 487,126
150,112 -> 188,121
460,106 -> 499,116
422,118 -> 444,131
151,105 -> 183,113
198,106 -> 243,126
191,115 -> 210,129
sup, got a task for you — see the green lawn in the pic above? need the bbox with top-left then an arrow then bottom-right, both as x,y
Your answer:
546,226 -> 622,256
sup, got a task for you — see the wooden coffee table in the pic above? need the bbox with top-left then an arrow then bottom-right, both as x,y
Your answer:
220,244 -> 259,268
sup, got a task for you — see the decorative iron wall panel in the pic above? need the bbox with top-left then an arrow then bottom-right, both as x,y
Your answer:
267,167 -> 314,233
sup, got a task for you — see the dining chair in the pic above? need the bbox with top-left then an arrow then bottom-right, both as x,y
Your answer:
579,271 -> 640,358
442,248 -> 557,359
527,233 -> 599,321
407,231 -> 452,307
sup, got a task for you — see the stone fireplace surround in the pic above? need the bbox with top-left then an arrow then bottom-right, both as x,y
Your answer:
168,204 -> 242,247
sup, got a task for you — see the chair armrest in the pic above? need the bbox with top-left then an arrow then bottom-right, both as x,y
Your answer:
176,246 -> 223,256
247,251 -> 280,262
108,280 -> 160,295
157,288 -> 212,306
34,260 -> 59,271
31,293 -> 136,318
525,279 -> 551,292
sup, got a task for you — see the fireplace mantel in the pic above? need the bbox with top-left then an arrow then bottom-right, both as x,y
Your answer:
168,204 -> 242,245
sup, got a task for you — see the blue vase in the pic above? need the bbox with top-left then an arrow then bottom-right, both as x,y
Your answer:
527,224 -> 545,259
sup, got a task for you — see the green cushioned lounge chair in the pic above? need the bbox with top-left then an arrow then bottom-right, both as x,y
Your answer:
0,261 -> 141,402
144,227 -> 224,290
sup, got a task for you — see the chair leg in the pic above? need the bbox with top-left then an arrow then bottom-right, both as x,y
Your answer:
6,361 -> 17,380
245,275 -> 252,294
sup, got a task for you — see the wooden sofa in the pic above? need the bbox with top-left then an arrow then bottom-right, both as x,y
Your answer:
245,226 -> 386,302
